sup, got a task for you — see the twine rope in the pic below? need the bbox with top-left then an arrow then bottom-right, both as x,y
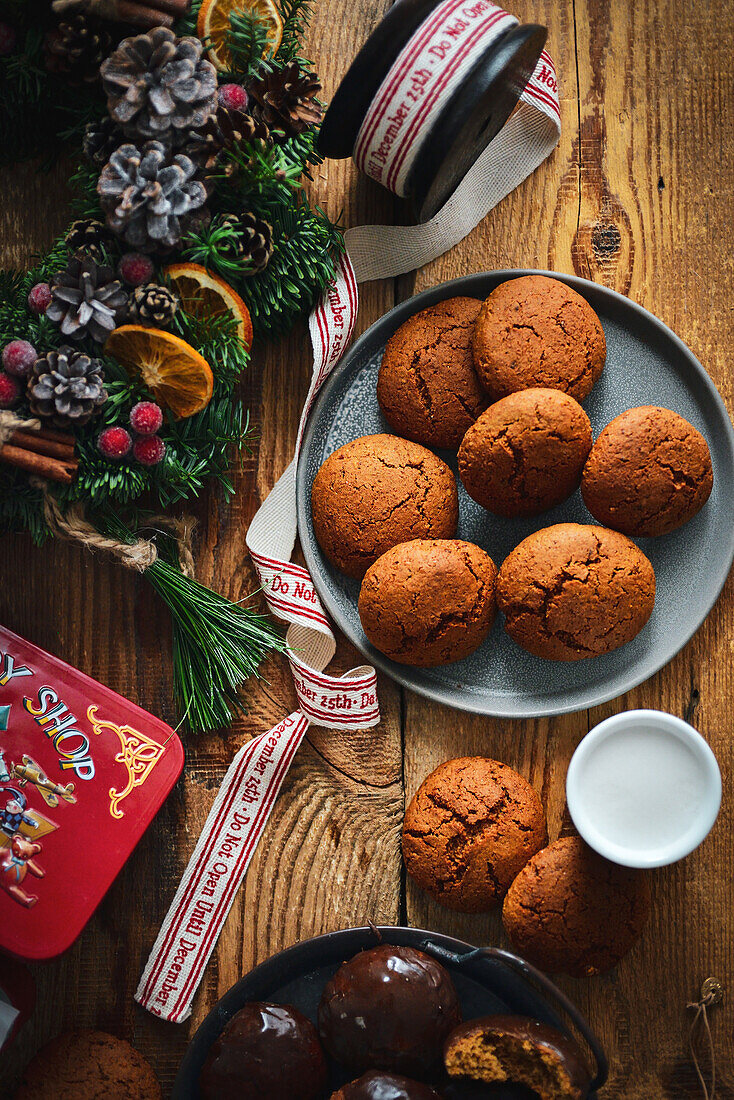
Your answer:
687,977 -> 723,1100
0,410 -> 41,447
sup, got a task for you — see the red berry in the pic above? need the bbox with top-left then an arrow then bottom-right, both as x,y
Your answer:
218,83 -> 248,111
0,373 -> 20,409
28,282 -> 52,315
98,426 -> 132,459
129,400 -> 163,435
133,434 -> 166,466
118,253 -> 155,287
2,339 -> 37,378
0,23 -> 16,56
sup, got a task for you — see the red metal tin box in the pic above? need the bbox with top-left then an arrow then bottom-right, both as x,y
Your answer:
0,626 -> 184,960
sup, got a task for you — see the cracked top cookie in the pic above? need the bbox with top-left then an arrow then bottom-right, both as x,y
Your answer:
402,757 -> 547,912
458,388 -> 592,517
358,539 -> 497,666
311,434 -> 458,578
496,522 -> 655,661
472,275 -> 606,402
502,836 -> 651,976
377,297 -> 488,448
581,405 -> 713,536
15,1030 -> 162,1100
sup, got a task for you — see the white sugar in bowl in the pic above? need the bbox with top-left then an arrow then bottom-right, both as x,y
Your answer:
566,709 -> 721,869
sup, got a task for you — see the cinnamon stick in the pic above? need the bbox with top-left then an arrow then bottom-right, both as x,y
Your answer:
143,0 -> 190,15
10,431 -> 76,460
115,0 -> 175,27
33,427 -> 77,447
0,445 -> 78,485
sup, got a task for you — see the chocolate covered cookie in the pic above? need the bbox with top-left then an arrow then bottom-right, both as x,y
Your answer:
472,275 -> 606,401
15,1030 -> 161,1100
318,944 -> 461,1077
358,539 -> 497,666
582,406 -> 713,535
502,836 -> 651,976
331,1071 -> 441,1099
377,297 -> 487,448
458,388 -> 592,517
497,523 -> 655,660
199,1002 -> 327,1100
402,757 -> 547,912
443,1015 -> 592,1099
311,434 -> 458,578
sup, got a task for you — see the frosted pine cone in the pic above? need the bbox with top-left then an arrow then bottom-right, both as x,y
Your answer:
27,347 -> 107,429
100,27 -> 217,146
98,140 -> 208,253
47,255 -> 128,343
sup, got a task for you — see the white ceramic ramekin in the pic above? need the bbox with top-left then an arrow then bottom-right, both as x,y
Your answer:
566,709 -> 721,869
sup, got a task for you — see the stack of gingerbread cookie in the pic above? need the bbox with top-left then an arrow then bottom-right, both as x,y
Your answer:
310,274 -> 714,667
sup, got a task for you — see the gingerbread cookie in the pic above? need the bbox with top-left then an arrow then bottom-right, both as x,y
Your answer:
377,297 -> 487,448
502,836 -> 651,976
581,406 -> 713,536
496,523 -> 655,660
311,434 -> 458,578
14,1030 -> 161,1100
358,539 -> 497,666
458,388 -> 592,517
472,275 -> 606,402
402,757 -> 547,912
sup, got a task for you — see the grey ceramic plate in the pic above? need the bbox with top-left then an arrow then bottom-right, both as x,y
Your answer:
296,270 -> 734,718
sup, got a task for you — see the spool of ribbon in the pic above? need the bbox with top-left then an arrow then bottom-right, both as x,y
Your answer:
136,0 -> 560,1022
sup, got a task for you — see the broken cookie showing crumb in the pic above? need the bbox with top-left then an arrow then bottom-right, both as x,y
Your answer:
311,434 -> 458,578
358,539 -> 496,666
377,297 -> 487,449
497,522 -> 655,660
402,757 -> 547,912
582,405 -> 713,536
443,1014 -> 592,1100
502,836 -> 651,976
472,275 -> 606,402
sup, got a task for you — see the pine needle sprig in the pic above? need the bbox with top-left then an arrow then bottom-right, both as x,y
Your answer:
223,10 -> 276,81
275,0 -> 314,65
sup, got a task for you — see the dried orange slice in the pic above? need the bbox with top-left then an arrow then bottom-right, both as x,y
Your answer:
164,262 -> 253,351
197,0 -> 283,71
106,326 -> 214,419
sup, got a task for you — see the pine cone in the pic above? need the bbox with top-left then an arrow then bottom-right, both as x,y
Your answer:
249,61 -> 322,142
129,284 -> 179,326
44,14 -> 114,86
64,218 -> 116,263
83,116 -> 125,167
27,347 -> 107,429
47,255 -> 128,343
220,212 -> 273,274
98,140 -> 208,253
100,27 -> 217,146
184,107 -> 271,178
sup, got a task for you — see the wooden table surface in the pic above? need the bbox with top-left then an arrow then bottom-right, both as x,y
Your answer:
1,0 -> 733,1095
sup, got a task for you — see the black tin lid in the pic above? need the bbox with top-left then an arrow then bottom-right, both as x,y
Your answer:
318,2 -> 547,222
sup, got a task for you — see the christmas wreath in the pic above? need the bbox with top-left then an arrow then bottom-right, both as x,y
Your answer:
0,0 -> 343,732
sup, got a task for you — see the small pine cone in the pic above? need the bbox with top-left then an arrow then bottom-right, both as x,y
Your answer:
236,212 -> 273,274
47,255 -> 128,343
64,218 -> 116,263
101,27 -> 217,146
129,284 -> 179,326
44,14 -> 114,86
98,140 -> 208,253
82,116 -> 125,167
184,107 -> 271,178
249,61 -> 322,142
27,346 -> 107,429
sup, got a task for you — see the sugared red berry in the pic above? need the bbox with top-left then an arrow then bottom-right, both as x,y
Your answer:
0,373 -> 20,409
28,282 -> 52,315
133,434 -> 166,466
218,83 -> 248,111
129,400 -> 163,435
2,339 -> 37,378
118,252 -> 154,287
0,23 -> 16,56
98,426 -> 132,459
